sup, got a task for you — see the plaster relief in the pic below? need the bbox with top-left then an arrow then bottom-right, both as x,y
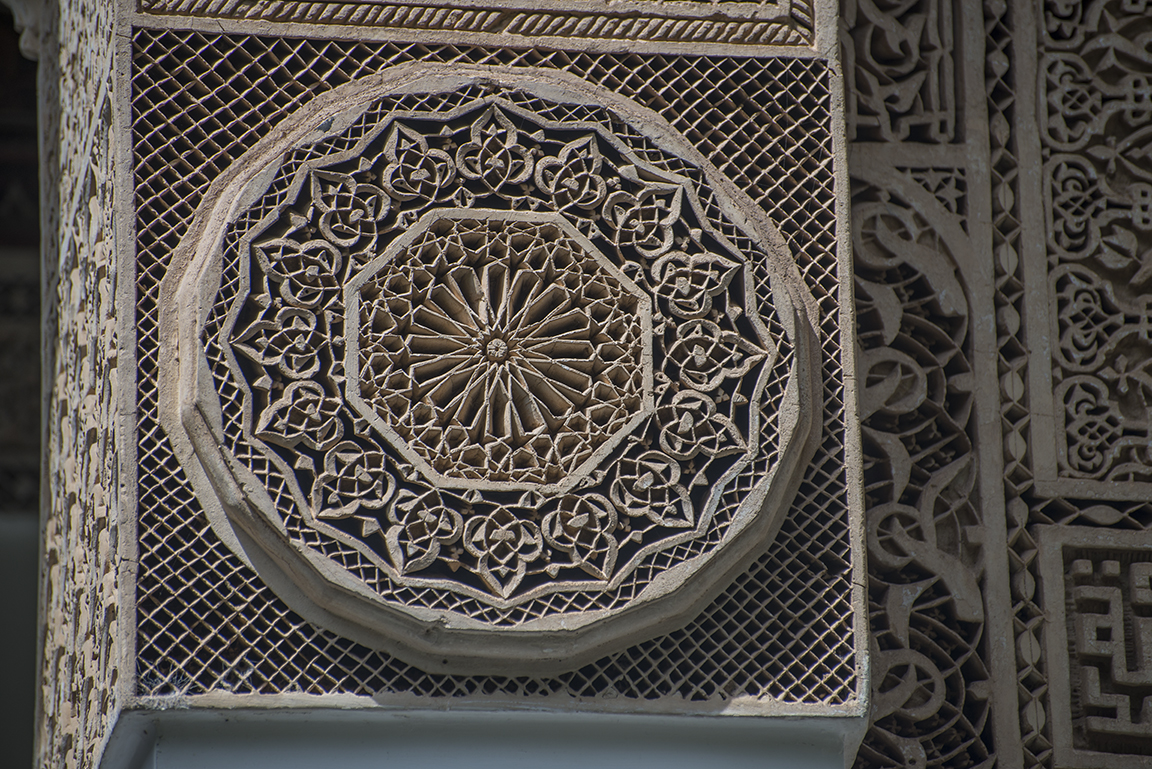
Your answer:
136,0 -> 817,47
158,64 -> 822,674
1027,2 -> 1152,497
1039,526 -> 1152,766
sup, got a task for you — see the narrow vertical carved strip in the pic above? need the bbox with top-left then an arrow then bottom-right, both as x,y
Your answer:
850,174 -> 992,769
38,0 -> 122,766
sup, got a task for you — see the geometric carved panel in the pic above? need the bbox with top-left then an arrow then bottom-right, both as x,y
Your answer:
157,64 -> 823,675
345,209 -> 654,492
1039,526 -> 1152,768
127,27 -> 859,727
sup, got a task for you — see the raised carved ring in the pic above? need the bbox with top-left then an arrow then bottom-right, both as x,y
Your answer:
158,64 -> 821,675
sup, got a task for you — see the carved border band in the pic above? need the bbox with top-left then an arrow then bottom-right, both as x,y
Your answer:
137,0 -> 816,47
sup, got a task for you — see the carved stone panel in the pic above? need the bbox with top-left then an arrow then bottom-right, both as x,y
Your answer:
158,64 -> 824,675
1025,3 -> 1152,499
1039,525 -> 1152,768
841,0 -> 956,143
343,210 -> 655,492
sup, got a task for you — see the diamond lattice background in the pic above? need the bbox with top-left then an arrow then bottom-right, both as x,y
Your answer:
133,30 -> 856,706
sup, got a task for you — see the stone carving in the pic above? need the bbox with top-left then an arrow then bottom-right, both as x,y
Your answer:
841,0 -> 956,142
1038,526 -> 1152,765
344,212 -> 652,490
904,167 -> 966,217
37,0 -> 122,767
88,0 -> 1152,765
999,4 -> 1152,768
131,29 -> 855,720
137,0 -> 815,46
159,64 -> 821,673
1030,3 -> 1152,491
983,2 -> 1055,767
849,176 -> 990,769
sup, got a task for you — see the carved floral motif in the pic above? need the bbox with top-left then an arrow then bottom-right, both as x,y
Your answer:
1038,4 -> 1152,484
198,80 -> 810,619
135,27 -> 849,710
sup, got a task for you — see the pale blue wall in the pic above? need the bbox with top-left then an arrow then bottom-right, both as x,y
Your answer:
122,711 -> 851,769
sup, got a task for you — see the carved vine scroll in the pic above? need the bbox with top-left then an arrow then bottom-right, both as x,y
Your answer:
850,175 -> 990,769
1029,2 -> 1152,492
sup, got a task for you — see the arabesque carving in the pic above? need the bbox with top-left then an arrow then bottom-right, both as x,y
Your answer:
159,65 -> 821,673
850,176 -> 989,769
1034,3 -> 1152,489
38,0 -> 122,767
130,29 -> 856,718
841,0 -> 956,142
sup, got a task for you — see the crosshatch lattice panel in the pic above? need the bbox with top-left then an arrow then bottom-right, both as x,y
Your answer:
133,29 -> 855,706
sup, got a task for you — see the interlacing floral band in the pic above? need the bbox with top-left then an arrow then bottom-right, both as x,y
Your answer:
207,79 -> 806,608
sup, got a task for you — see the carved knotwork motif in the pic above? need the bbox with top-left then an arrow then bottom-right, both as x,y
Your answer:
223,95 -> 776,599
164,65 -> 817,658
1037,4 -> 1152,484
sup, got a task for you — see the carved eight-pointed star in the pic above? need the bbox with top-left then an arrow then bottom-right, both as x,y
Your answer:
346,209 -> 654,491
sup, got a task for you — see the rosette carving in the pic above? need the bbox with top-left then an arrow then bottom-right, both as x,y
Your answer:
161,65 -> 820,673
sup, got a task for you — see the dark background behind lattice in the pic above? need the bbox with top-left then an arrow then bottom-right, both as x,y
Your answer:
0,8 -> 40,769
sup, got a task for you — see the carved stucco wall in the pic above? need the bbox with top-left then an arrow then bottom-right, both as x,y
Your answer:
842,2 -> 1004,767
33,0 -> 1152,768
1011,4 -> 1152,768
846,1 -> 1152,768
130,34 -> 860,709
36,0 -> 122,767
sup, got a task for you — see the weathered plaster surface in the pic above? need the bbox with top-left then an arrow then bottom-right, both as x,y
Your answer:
36,0 -> 122,766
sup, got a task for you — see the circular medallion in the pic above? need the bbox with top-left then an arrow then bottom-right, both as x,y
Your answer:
160,65 -> 821,674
